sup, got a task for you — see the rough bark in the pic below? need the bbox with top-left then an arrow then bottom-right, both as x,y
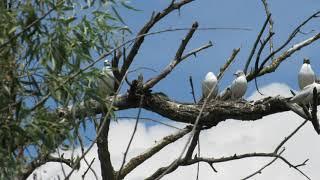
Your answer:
59,92 -> 298,129
97,117 -> 115,180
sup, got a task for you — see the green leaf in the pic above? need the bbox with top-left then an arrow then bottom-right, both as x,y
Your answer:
111,6 -> 126,25
120,1 -> 141,11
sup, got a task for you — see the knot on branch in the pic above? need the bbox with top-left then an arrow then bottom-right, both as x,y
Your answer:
128,75 -> 151,101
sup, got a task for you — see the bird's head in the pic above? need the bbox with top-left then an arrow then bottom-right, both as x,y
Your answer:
104,59 -> 111,67
233,70 -> 245,77
303,58 -> 310,64
205,72 -> 217,80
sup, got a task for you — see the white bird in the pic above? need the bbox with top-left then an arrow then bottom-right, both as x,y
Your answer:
290,82 -> 320,134
201,72 -> 218,101
219,70 -> 247,100
298,58 -> 315,90
97,59 -> 115,97
290,82 -> 320,105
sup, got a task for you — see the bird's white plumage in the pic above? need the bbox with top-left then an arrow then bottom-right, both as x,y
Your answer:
290,82 -> 320,104
298,62 -> 315,90
219,70 -> 247,100
97,60 -> 115,97
202,72 -> 218,100
230,71 -> 247,99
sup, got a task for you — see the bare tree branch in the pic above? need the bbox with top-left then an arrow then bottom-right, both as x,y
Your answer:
254,32 -> 275,72
118,95 -> 145,178
261,0 -> 274,56
120,0 -> 195,78
143,22 -> 209,90
189,76 -> 197,103
116,126 -> 192,179
244,14 -> 271,74
241,148 -> 285,180
184,128 -> 200,161
274,120 -> 308,154
82,158 -> 96,180
112,50 -> 122,89
247,33 -> 320,81
257,11 -> 320,72
188,153 -> 310,180
217,48 -> 240,81
147,108 -> 311,180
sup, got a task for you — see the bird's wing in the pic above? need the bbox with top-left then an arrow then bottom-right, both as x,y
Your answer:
230,77 -> 241,99
201,80 -> 210,98
218,87 -> 231,100
290,86 -> 312,104
97,68 -> 115,96
298,65 -> 316,89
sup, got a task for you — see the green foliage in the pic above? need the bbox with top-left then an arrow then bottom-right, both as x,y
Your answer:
0,0 -> 134,178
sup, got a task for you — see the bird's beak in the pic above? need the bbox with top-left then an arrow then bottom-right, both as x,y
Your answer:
233,73 -> 237,76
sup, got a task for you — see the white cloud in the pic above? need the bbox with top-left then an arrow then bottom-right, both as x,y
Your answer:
29,83 -> 320,180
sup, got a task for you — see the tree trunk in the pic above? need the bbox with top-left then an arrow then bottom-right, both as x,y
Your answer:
97,117 -> 115,180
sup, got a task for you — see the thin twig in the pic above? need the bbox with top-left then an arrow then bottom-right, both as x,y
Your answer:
253,32 -> 275,95
118,95 -> 145,178
81,158 -> 95,180
217,48 -> 240,81
241,148 -> 285,180
117,126 -> 192,179
116,116 -> 181,130
56,148 -> 67,179
189,76 -> 197,103
120,0 -> 195,77
243,15 -> 271,74
254,32 -> 275,71
143,22 -> 203,90
195,138 -> 200,180
274,119 -> 308,154
78,135 -> 99,180
261,0 -> 274,57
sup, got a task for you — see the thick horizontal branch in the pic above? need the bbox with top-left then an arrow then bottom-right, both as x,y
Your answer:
60,92 -> 300,128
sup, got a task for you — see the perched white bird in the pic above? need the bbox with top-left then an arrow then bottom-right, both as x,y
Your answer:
97,59 -> 115,97
201,72 -> 218,100
290,82 -> 320,134
219,70 -> 247,100
290,82 -> 320,105
298,58 -> 315,90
